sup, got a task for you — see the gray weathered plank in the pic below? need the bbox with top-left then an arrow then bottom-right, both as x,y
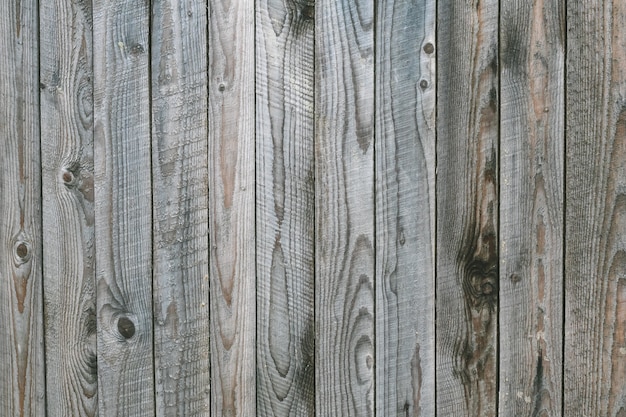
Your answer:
436,0 -> 499,415
375,0 -> 436,414
40,0 -> 97,415
565,1 -> 626,416
255,0 -> 315,415
0,0 -> 46,415
208,0 -> 256,413
151,0 -> 210,415
93,0 -> 154,415
315,0 -> 375,413
499,0 -> 564,415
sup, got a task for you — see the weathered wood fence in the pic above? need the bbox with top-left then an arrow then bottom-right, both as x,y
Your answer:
0,0 -> 623,415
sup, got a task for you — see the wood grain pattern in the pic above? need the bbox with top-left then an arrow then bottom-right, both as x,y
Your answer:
208,0 -> 256,413
40,0 -> 97,415
565,1 -> 626,415
151,0 -> 210,415
436,0 -> 499,415
315,0 -> 375,413
375,0 -> 436,414
93,0 -> 154,415
0,0 -> 46,415
255,0 -> 315,415
499,0 -> 564,415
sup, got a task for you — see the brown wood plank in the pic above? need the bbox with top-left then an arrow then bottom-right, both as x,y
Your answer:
151,0 -> 210,415
499,0 -> 565,415
435,0 -> 499,415
374,0 -> 436,414
93,0 -> 154,415
315,0 -> 375,413
255,0 -> 315,415
208,0 -> 256,413
565,1 -> 626,415
0,0 -> 46,415
40,0 -> 97,415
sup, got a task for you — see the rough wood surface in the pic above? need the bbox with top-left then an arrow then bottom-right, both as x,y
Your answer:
0,0 -> 46,415
151,0 -> 210,415
40,0 -> 97,416
255,0 -> 315,415
315,0 -> 375,413
436,0 -> 499,415
499,0 -> 564,415
565,1 -> 626,415
208,0 -> 256,414
374,0 -> 436,414
93,0 -> 154,415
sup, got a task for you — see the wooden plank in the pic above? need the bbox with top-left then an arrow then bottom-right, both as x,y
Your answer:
435,0 -> 499,415
374,0 -> 436,414
151,0 -> 210,416
255,0 -> 315,415
208,0 -> 256,413
565,2 -> 626,415
39,0 -> 97,415
315,0 -> 375,413
93,0 -> 154,415
499,0 -> 564,415
0,0 -> 46,415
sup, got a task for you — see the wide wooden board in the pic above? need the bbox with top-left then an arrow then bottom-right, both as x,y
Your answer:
40,0 -> 97,415
375,0 -> 436,414
436,0 -> 499,415
255,0 -> 315,415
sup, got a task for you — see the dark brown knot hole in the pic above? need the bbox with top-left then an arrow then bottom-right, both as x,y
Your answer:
62,170 -> 74,184
302,5 -> 314,20
117,317 -> 135,339
423,43 -> 434,54
16,243 -> 28,259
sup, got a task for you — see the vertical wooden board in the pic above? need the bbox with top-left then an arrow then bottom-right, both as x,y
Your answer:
375,0 -> 435,414
208,0 -> 256,414
315,0 -> 374,413
93,0 -> 154,415
151,1 -> 210,416
565,1 -> 626,415
255,0 -> 315,415
499,0 -> 564,415
0,0 -> 45,415
40,0 -> 97,415
435,0 -> 498,415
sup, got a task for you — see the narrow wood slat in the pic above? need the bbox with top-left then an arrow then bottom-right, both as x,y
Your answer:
208,0 -> 256,413
255,0 -> 315,415
93,0 -> 155,414
499,0 -> 564,415
0,0 -> 46,415
436,0 -> 499,415
375,0 -> 436,414
151,0 -> 210,415
315,0 -> 375,413
565,1 -> 626,415
40,0 -> 97,415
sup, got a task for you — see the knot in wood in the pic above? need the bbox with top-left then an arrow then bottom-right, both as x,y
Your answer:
62,169 -> 75,185
16,242 -> 29,259
129,44 -> 144,56
302,5 -> 314,20
423,43 -> 434,54
117,317 -> 136,339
